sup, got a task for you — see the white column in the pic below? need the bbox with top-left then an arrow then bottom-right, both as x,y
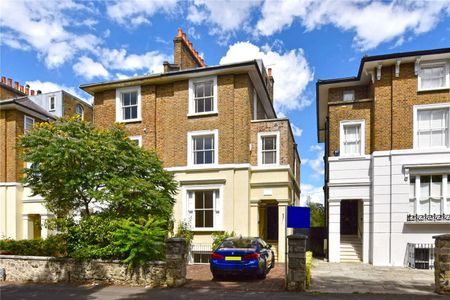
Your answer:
40,215 -> 48,238
277,201 -> 288,263
22,214 -> 29,240
328,200 -> 341,263
249,201 -> 259,237
415,175 -> 421,215
442,175 -> 447,214
362,199 -> 370,264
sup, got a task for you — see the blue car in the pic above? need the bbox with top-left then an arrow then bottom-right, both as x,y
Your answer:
210,237 -> 275,279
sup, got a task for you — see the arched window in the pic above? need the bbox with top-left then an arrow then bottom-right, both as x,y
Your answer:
75,104 -> 84,120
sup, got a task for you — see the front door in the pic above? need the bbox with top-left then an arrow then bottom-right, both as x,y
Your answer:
266,205 -> 278,241
340,200 -> 358,235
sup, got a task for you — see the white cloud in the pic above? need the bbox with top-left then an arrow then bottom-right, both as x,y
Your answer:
257,0 -> 450,50
300,183 -> 324,205
302,146 -> 324,179
107,0 -> 177,26
309,145 -> 322,152
0,0 -> 101,68
220,41 -> 313,112
73,56 -> 110,80
291,123 -> 303,138
26,80 -> 90,103
187,0 -> 262,42
100,48 -> 169,74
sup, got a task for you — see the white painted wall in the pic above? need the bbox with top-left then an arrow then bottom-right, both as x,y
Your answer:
328,149 -> 450,266
28,91 -> 63,117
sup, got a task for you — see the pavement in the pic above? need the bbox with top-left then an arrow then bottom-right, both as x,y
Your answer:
310,259 -> 436,295
0,260 -> 442,299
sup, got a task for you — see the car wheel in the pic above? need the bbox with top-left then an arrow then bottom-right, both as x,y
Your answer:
256,260 -> 267,279
212,272 -> 222,280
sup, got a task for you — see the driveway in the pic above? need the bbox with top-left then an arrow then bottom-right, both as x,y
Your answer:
185,263 -> 285,292
310,259 -> 436,295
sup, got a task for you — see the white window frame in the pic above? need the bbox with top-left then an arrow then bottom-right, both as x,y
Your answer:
129,135 -> 142,147
75,104 -> 84,120
182,184 -> 224,231
24,115 -> 35,133
187,129 -> 219,166
48,96 -> 56,111
257,131 -> 280,166
343,90 -> 355,102
188,76 -> 218,116
115,86 -> 142,123
413,103 -> 450,150
339,120 -> 365,157
409,174 -> 448,216
417,61 -> 450,92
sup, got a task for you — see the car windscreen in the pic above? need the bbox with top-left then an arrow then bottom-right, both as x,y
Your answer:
219,238 -> 257,249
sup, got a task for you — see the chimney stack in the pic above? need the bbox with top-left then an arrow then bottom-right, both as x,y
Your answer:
267,68 -> 274,104
31,90 -> 35,96
172,28 -> 206,70
19,85 -> 24,93
25,84 -> 30,95
7,78 -> 12,87
14,81 -> 19,90
1,76 -> 5,84
268,68 -> 272,77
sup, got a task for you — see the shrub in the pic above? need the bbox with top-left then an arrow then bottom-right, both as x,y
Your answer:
0,235 -> 66,257
211,231 -> 235,251
113,217 -> 167,269
306,251 -> 313,288
174,221 -> 194,247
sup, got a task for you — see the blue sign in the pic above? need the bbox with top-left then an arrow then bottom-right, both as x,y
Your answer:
287,206 -> 310,229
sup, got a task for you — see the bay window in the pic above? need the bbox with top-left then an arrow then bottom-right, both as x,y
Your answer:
409,174 -> 449,217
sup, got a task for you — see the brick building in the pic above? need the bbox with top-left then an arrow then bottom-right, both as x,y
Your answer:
316,48 -> 450,266
81,29 -> 300,262
0,76 -> 92,240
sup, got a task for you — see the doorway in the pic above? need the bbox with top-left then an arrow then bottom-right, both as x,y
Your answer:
340,200 -> 358,235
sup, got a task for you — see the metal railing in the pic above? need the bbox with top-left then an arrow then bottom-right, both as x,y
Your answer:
407,213 -> 450,222
405,243 -> 435,269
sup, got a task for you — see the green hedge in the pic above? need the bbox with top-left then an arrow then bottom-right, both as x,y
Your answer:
0,235 -> 66,257
306,251 -> 313,288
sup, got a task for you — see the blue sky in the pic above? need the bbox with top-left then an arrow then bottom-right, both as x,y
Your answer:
1,0 -> 450,203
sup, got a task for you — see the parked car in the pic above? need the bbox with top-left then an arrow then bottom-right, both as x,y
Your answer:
210,237 -> 275,279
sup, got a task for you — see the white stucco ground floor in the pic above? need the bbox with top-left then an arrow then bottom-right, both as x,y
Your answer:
327,149 -> 450,266
0,183 -> 51,240
170,164 -> 299,263
1,164 -> 299,263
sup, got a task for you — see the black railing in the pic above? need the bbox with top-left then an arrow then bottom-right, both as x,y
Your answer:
405,243 -> 435,269
407,213 -> 450,222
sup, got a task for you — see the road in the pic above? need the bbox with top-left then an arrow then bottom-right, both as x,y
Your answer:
0,283 -> 446,300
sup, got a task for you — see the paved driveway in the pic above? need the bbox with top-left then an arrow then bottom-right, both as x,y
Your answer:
310,259 -> 436,295
185,263 -> 285,292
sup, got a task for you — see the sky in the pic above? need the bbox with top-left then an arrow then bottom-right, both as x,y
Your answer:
1,0 -> 450,204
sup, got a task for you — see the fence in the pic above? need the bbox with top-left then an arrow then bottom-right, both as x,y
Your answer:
189,244 -> 212,264
405,243 -> 435,269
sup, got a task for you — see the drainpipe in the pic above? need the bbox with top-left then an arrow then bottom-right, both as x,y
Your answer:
389,67 -> 393,265
325,116 -> 330,261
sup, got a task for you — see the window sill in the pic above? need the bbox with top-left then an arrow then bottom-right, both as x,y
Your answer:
405,221 -> 450,225
116,119 -> 142,124
417,87 -> 450,92
187,112 -> 218,118
191,228 -> 223,232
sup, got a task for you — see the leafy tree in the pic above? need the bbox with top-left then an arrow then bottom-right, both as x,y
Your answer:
211,231 -> 236,250
308,201 -> 325,227
18,116 -> 177,220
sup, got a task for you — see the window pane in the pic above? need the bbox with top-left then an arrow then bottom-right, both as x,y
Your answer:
204,137 -> 213,149
123,93 -> 130,106
195,191 -> 203,208
205,211 -> 213,227
431,175 -> 442,197
195,152 -> 204,164
131,106 -> 138,119
204,97 -> 213,111
430,198 -> 441,215
195,211 -> 204,227
130,92 -> 137,105
194,137 -> 204,150
204,191 -> 213,208
204,150 -> 214,164
263,136 -> 276,150
343,90 -> 354,101
409,176 -> 415,198
409,198 -> 415,215
431,130 -> 445,147
263,151 -> 275,164
420,176 -> 430,198
204,82 -> 213,97
196,98 -> 204,113
420,199 -> 430,215
418,131 -> 430,148
124,107 -> 131,120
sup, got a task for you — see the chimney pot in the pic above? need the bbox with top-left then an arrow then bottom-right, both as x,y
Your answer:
25,85 -> 30,95
177,28 -> 183,37
20,85 -> 24,93
268,68 -> 272,77
31,90 -> 35,96
37,90 -> 42,95
7,78 -> 12,86
1,76 -> 5,84
14,81 -> 19,90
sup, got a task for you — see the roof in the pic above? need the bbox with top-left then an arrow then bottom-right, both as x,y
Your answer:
0,96 -> 56,120
316,47 -> 450,142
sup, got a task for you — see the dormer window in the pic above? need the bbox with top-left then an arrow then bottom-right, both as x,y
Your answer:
343,90 -> 355,102
48,96 -> 55,111
418,62 -> 449,91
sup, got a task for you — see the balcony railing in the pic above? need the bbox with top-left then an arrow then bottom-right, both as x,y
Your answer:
406,213 -> 450,222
